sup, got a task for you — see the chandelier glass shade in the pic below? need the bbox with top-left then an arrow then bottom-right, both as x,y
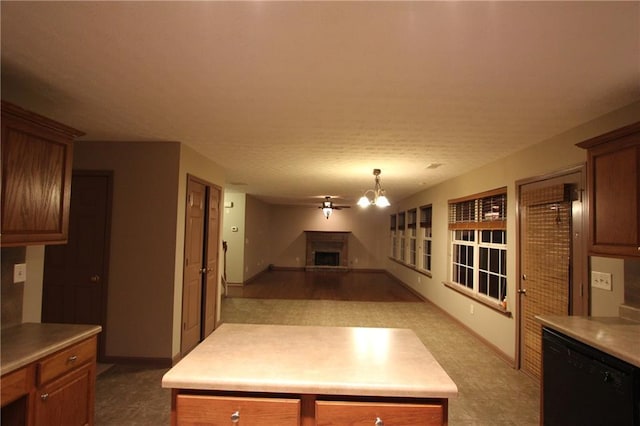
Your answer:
357,169 -> 390,208
322,198 -> 333,219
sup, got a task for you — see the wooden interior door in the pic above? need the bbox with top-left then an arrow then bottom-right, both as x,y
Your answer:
203,186 -> 221,338
181,179 -> 206,355
43,171 -> 112,360
517,168 -> 586,380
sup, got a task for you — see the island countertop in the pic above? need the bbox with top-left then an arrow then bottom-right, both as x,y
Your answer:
162,323 -> 458,399
536,315 -> 640,368
1,322 -> 102,376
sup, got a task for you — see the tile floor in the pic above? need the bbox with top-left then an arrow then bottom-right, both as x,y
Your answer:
96,298 -> 539,425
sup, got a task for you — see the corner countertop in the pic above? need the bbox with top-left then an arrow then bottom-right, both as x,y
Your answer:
1,322 -> 102,376
162,323 -> 458,399
536,315 -> 640,368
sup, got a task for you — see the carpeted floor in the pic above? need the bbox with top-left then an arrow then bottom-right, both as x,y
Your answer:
96,297 -> 539,425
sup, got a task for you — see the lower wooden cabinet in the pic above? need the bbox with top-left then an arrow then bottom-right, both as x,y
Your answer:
176,394 -> 300,426
316,400 -> 444,426
172,392 -> 448,426
34,364 -> 93,426
0,336 -> 97,426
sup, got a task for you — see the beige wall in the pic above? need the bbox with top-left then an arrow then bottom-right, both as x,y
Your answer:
73,141 -> 181,360
386,101 -> 640,361
267,204 -> 387,269
244,195 -> 272,281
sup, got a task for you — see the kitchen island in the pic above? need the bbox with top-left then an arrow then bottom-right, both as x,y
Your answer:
162,323 -> 458,425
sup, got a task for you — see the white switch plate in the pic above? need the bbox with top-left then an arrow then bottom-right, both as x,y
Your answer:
591,271 -> 612,291
13,263 -> 27,283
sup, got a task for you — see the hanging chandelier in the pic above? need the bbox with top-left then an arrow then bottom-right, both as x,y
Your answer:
357,169 -> 390,208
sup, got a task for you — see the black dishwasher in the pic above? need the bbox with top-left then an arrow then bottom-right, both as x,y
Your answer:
542,327 -> 639,426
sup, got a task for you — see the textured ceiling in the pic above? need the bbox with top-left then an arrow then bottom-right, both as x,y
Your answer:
1,1 -> 639,206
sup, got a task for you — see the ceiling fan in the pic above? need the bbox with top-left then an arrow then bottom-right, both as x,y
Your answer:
318,196 -> 351,219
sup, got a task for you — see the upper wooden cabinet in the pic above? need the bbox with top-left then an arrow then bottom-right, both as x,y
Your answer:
577,122 -> 640,258
1,101 -> 84,247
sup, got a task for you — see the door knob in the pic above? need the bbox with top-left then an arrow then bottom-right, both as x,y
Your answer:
517,289 -> 527,295
90,275 -> 100,282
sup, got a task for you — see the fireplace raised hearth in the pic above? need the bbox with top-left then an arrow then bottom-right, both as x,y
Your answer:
305,231 -> 350,271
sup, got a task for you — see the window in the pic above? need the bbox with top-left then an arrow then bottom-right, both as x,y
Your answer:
407,209 -> 417,266
420,205 -> 433,273
397,211 -> 406,262
448,188 -> 507,303
390,214 -> 397,258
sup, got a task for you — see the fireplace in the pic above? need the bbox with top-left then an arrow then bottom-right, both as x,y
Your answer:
305,231 -> 350,271
315,251 -> 340,267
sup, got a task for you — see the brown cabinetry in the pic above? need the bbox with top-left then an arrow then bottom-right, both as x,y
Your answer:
1,101 -> 83,247
171,392 -> 447,426
0,336 -> 97,426
176,394 -> 300,425
577,122 -> 640,258
316,400 -> 444,426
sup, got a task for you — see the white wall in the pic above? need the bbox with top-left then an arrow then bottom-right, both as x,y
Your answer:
22,245 -> 44,323
590,257 -> 625,316
222,192 -> 247,284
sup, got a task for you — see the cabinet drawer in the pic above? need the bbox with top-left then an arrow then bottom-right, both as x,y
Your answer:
1,366 -> 33,407
37,337 -> 96,385
176,394 -> 300,425
316,400 -> 444,426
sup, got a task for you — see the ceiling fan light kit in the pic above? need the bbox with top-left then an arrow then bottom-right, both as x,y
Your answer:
358,168 -> 390,208
319,196 -> 350,219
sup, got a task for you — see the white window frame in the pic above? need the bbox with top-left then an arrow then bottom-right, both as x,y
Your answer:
448,189 -> 507,303
419,205 -> 433,274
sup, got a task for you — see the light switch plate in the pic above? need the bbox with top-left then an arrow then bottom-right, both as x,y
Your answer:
591,271 -> 612,291
13,263 -> 27,283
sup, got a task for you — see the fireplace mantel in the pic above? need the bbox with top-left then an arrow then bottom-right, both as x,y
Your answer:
304,231 -> 350,271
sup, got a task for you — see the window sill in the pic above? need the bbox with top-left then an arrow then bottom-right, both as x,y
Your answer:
388,257 -> 432,278
443,281 -> 512,318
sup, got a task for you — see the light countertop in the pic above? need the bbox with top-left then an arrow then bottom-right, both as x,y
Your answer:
536,315 -> 640,368
162,323 -> 458,399
1,322 -> 102,376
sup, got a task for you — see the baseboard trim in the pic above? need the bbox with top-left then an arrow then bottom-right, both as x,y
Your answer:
101,355 -> 173,368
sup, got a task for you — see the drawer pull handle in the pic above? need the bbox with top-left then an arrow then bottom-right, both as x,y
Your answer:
40,393 -> 49,401
375,417 -> 384,426
68,355 -> 78,363
230,410 -> 240,423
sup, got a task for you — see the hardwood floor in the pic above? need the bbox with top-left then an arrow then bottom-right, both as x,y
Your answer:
228,270 -> 424,302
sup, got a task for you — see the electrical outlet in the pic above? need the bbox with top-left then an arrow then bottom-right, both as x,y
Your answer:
591,271 -> 612,291
13,263 -> 27,283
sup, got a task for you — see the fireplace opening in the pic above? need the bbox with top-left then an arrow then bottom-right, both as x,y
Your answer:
315,251 -> 340,267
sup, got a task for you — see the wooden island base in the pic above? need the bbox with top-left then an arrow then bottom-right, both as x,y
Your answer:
172,390 -> 448,425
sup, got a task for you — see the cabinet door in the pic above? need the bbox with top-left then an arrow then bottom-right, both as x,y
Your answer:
1,101 -> 82,247
589,139 -> 640,257
176,394 -> 300,426
316,400 -> 444,426
34,364 -> 93,426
